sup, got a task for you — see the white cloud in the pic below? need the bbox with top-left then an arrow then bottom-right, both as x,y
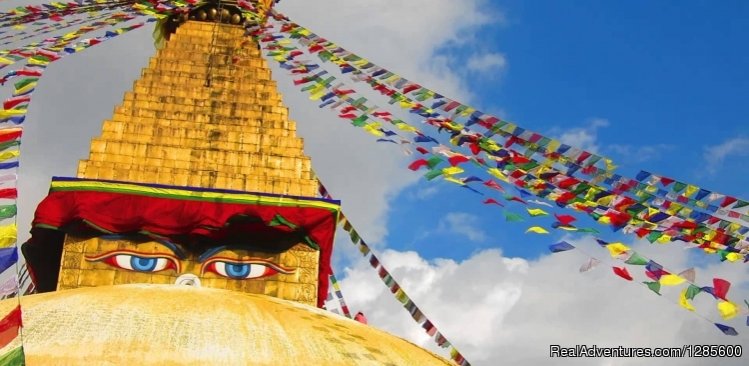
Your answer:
338,237 -> 749,365
437,212 -> 487,242
467,52 -> 508,74
703,137 -> 749,174
556,118 -> 609,153
607,143 -> 675,163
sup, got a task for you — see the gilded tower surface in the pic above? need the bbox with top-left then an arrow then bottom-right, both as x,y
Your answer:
28,8 -> 331,307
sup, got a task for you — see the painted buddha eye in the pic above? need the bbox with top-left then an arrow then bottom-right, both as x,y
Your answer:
202,257 -> 294,280
86,251 -> 179,273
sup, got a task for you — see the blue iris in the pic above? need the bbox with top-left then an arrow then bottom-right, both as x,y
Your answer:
225,263 -> 250,278
130,257 -> 158,272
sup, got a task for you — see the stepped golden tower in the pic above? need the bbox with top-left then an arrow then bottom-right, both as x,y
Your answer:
24,0 -> 330,307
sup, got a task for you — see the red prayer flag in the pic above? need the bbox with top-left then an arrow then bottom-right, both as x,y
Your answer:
483,198 -> 503,206
447,155 -> 470,166
483,180 -> 505,192
0,130 -> 22,143
554,214 -> 576,226
0,305 -> 22,349
713,278 -> 731,301
612,266 -> 633,281
0,189 -> 17,199
408,159 -> 429,171
660,177 -> 675,187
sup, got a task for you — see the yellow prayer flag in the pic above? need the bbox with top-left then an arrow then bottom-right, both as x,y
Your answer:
546,139 -> 560,153
604,159 -> 616,171
526,208 -> 549,217
0,109 -> 26,119
656,234 -> 672,244
394,122 -> 418,133
525,226 -> 549,234
362,123 -> 384,137
597,216 -> 612,225
684,185 -> 698,197
725,252 -> 742,262
596,195 -> 614,206
717,301 -> 739,320
0,224 -> 17,248
679,289 -> 695,311
441,166 -> 464,176
658,274 -> 685,286
0,150 -> 19,162
443,176 -> 465,186
557,225 -> 578,231
488,168 -> 509,182
606,243 -> 630,258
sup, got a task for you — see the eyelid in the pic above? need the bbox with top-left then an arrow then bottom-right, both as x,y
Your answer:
199,257 -> 294,276
85,250 -> 182,273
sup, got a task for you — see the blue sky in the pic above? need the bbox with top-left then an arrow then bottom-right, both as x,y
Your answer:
379,0 -> 749,263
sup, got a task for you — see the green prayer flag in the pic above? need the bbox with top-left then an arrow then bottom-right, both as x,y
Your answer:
351,115 -> 368,127
503,211 -> 524,222
672,181 -> 686,193
646,231 -> 663,243
644,281 -> 661,295
735,200 -> 749,209
576,227 -> 600,234
0,141 -> 20,152
625,252 -> 648,265
426,156 -> 443,169
424,169 -> 443,180
685,284 -> 702,300
0,205 -> 16,220
0,346 -> 24,366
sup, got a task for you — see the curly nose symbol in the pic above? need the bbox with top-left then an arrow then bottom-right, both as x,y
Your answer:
175,274 -> 201,287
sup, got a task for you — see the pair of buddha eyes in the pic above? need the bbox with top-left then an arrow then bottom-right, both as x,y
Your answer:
86,251 -> 293,280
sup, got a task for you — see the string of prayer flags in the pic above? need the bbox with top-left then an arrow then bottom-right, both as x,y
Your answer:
316,182 -> 470,366
263,19 -> 749,265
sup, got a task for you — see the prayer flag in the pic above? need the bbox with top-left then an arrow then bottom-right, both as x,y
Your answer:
579,258 -> 600,272
624,252 -> 648,265
613,266 -> 633,281
644,281 -> 661,295
606,243 -> 630,258
0,248 -> 17,274
0,305 -> 21,349
713,278 -> 731,301
717,301 -> 739,320
526,226 -> 549,234
554,214 -> 576,226
678,268 -> 695,283
714,323 -> 738,336
549,241 -> 575,253
679,288 -> 695,311
526,208 -> 548,217
659,274 -> 685,286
